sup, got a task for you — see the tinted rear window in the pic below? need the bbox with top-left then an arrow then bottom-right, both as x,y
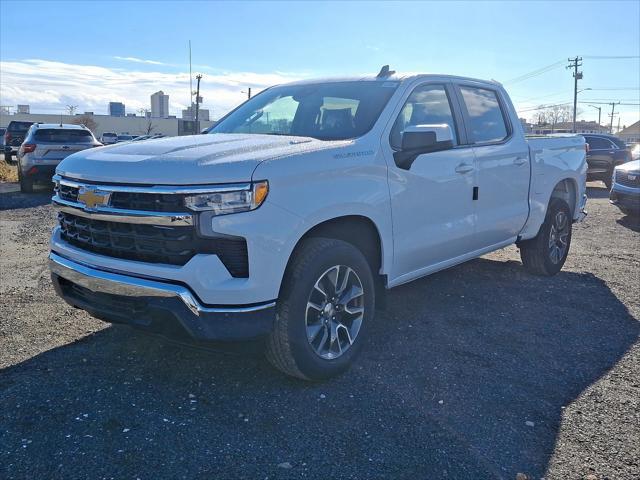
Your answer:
459,86 -> 509,143
34,129 -> 93,143
8,122 -> 33,132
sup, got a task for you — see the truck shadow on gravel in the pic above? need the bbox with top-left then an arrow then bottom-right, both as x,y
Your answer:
1,259 -> 638,479
0,188 -> 52,210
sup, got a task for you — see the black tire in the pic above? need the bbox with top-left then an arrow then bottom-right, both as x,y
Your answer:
4,152 -> 12,163
603,173 -> 613,190
519,198 -> 572,276
18,169 -> 34,193
266,237 -> 375,381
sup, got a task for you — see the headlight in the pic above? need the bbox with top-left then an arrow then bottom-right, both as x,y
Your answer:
184,181 -> 269,214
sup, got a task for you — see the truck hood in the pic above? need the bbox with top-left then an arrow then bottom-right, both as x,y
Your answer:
56,133 -> 344,184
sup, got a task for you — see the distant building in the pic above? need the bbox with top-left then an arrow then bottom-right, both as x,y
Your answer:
17,104 -> 30,114
530,120 -> 609,135
109,102 -> 125,117
126,113 -> 137,117
617,121 -> 640,143
150,91 -> 169,118
182,103 -> 210,122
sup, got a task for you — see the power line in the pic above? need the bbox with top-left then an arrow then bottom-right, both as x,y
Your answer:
581,55 -> 640,59
578,101 -> 639,106
503,60 -> 565,84
515,102 -> 572,113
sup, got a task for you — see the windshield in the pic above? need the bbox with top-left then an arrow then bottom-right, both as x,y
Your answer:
210,81 -> 399,140
8,122 -> 33,132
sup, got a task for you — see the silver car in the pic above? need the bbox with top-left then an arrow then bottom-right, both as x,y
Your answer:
17,123 -> 102,193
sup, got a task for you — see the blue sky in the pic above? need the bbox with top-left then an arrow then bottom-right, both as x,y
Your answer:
1,0 -> 638,126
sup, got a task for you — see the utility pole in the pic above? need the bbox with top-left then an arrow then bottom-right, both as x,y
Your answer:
248,87 -> 251,100
588,104 -> 602,126
194,74 -> 202,134
189,40 -> 193,108
608,102 -> 620,134
566,56 -> 583,133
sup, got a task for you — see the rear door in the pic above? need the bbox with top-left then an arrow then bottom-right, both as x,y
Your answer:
455,84 -> 530,247
584,135 -> 615,175
33,129 -> 96,163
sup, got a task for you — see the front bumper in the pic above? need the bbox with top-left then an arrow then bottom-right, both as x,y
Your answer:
50,252 -> 276,341
610,184 -> 640,212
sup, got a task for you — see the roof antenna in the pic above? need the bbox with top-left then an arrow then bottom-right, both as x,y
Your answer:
376,65 -> 395,78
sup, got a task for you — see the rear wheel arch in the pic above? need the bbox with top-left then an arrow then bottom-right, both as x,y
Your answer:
550,178 -> 578,219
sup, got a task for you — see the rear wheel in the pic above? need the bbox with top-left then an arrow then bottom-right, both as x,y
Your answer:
519,198 -> 572,276
4,152 -> 12,163
266,238 -> 375,381
603,171 -> 613,190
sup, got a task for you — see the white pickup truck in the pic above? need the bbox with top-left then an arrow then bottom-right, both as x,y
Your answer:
49,68 -> 587,380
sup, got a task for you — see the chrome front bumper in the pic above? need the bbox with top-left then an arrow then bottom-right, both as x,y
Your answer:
50,252 -> 276,340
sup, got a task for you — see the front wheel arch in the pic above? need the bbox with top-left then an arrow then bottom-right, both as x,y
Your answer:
279,215 -> 387,308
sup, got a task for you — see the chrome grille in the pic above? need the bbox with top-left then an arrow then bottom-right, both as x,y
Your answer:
616,171 -> 640,188
58,212 -> 249,276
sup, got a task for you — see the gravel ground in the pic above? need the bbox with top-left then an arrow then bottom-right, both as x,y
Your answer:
0,182 -> 638,480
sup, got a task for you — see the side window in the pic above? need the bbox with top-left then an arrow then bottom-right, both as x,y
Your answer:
586,137 -> 609,150
459,86 -> 509,144
390,84 -> 457,150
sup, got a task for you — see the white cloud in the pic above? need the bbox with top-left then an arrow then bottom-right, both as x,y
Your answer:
0,59 -> 304,119
114,56 -> 167,65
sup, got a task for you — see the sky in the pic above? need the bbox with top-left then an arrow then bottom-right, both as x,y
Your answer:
1,0 -> 639,127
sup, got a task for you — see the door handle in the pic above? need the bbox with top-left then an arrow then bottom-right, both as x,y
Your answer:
455,163 -> 474,174
514,156 -> 528,166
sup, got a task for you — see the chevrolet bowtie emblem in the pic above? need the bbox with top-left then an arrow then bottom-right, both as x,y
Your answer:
77,186 -> 111,210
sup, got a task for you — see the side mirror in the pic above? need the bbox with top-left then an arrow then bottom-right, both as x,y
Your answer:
394,124 -> 454,170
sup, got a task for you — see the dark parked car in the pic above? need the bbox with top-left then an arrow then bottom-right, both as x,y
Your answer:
580,133 -> 632,188
4,121 -> 35,163
610,160 -> 640,216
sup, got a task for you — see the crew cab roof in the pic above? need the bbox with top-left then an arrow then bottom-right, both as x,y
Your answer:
283,73 -> 502,87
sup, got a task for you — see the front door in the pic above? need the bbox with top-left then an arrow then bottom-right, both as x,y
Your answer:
383,83 -> 478,284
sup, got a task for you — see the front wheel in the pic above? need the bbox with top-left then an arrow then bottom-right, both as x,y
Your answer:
519,198 -> 572,276
266,238 -> 375,381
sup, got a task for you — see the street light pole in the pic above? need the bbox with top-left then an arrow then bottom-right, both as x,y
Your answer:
588,105 -> 602,126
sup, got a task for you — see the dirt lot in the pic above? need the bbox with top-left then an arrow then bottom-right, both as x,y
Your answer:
0,180 -> 638,480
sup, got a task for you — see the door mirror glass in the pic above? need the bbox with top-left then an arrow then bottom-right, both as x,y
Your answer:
395,124 -> 454,170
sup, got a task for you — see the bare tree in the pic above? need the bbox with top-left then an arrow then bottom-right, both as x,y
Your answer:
66,105 -> 78,116
144,119 -> 156,135
540,105 -> 572,132
71,114 -> 98,133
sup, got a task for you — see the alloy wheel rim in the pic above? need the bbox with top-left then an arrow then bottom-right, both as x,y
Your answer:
305,265 -> 365,360
548,210 -> 569,264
